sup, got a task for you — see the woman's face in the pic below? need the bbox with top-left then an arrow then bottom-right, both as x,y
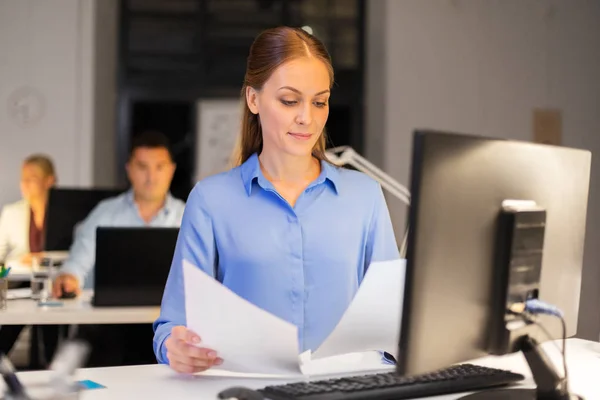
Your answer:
246,57 -> 331,158
20,163 -> 54,202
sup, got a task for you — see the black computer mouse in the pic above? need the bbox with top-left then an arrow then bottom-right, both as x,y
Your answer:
217,386 -> 264,400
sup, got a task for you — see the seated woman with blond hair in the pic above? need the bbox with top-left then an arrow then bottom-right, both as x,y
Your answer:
0,154 -> 57,266
0,154 -> 57,364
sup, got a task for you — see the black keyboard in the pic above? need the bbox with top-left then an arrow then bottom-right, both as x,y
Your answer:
260,364 -> 524,400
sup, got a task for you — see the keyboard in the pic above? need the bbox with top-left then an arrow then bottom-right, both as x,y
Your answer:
260,364 -> 524,400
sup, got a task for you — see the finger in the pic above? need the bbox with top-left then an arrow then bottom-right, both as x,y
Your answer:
184,345 -> 218,361
166,336 -> 199,358
184,329 -> 201,344
167,352 -> 213,370
167,341 -> 217,364
171,326 -> 189,341
169,360 -> 201,374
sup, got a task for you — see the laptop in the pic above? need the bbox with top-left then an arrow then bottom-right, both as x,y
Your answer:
92,227 -> 179,307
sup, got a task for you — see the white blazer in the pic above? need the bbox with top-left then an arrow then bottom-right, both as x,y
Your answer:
0,199 -> 31,264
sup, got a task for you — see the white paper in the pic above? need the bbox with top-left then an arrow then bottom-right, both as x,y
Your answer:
183,260 -> 301,375
311,259 -> 406,360
7,288 -> 32,300
300,351 -> 395,377
6,251 -> 68,280
196,350 -> 394,379
183,258 -> 405,377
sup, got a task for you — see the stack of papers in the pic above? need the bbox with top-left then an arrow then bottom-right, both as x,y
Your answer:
7,288 -> 32,300
183,258 -> 406,377
5,251 -> 69,281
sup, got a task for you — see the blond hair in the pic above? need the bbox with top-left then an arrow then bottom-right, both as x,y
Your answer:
24,154 -> 56,179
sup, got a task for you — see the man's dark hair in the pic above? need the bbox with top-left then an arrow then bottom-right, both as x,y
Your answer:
129,131 -> 173,160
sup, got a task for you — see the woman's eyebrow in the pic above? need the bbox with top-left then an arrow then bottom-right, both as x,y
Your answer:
278,86 -> 330,96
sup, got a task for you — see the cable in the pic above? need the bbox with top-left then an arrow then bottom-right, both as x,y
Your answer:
524,298 -> 564,318
524,298 -> 568,392
559,314 -> 568,393
399,225 -> 409,258
510,299 -> 569,393
520,312 -> 569,393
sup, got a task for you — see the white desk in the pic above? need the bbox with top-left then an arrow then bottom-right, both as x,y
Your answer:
3,339 -> 599,400
0,290 -> 160,325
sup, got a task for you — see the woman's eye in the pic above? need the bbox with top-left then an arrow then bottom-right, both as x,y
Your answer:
314,102 -> 328,108
281,100 -> 297,106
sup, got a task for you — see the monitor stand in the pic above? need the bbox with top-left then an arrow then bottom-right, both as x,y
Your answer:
459,335 -> 583,400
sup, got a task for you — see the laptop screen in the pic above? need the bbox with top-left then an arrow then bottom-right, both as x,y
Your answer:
93,227 -> 179,306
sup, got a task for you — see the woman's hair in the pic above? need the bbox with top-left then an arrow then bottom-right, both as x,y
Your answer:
23,154 -> 56,179
232,26 -> 334,166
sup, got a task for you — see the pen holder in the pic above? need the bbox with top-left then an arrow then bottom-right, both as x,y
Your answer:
0,277 -> 7,310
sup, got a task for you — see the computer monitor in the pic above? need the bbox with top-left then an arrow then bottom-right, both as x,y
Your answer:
93,227 -> 179,307
44,187 -> 122,251
399,130 -> 590,398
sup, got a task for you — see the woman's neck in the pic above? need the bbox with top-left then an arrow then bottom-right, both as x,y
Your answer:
29,197 -> 47,228
258,151 -> 320,184
29,197 -> 46,215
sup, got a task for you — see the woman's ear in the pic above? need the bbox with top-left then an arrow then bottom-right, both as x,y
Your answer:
246,86 -> 259,115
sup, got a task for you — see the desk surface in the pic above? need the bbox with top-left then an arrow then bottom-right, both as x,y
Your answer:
4,339 -> 599,400
0,290 -> 160,325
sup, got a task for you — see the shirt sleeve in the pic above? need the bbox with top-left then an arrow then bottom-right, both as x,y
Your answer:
59,203 -> 107,286
152,185 -> 218,364
365,183 -> 401,271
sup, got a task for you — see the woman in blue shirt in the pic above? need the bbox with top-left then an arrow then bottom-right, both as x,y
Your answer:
153,26 -> 400,374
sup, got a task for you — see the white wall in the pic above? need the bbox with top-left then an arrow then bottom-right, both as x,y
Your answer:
0,0 -> 117,208
365,0 -> 600,340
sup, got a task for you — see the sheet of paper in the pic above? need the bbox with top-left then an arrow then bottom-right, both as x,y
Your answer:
300,351 -> 395,377
7,288 -> 32,300
311,259 -> 406,360
196,350 -> 394,380
183,260 -> 301,375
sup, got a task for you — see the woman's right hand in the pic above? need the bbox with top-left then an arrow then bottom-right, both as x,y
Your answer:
165,326 -> 223,373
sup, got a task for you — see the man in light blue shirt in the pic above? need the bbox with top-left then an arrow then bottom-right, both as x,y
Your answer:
53,131 -> 185,295
153,153 -> 400,365
51,131 -> 185,368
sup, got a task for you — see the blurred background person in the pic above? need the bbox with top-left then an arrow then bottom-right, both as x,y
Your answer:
0,154 -> 57,361
52,130 -> 185,367
0,154 -> 57,266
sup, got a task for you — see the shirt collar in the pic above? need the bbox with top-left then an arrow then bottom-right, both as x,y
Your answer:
125,189 -> 175,215
240,153 -> 340,196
